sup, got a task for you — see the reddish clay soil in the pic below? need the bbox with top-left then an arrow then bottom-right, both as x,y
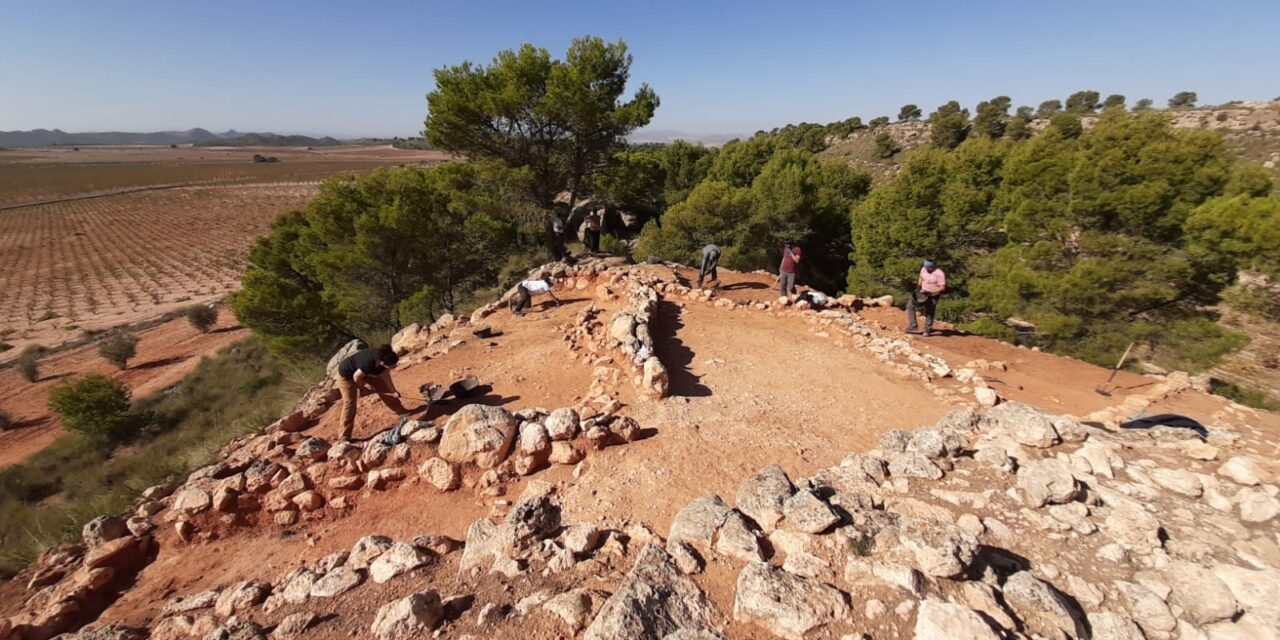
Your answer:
0,311 -> 247,468
56,262 -> 1278,639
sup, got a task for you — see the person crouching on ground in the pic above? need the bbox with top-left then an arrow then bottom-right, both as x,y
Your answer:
336,344 -> 411,442
906,259 -> 947,336
697,243 -> 721,289
510,276 -> 560,316
779,241 -> 802,299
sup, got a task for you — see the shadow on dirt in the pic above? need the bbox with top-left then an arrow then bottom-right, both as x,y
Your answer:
651,300 -> 711,398
132,355 -> 190,370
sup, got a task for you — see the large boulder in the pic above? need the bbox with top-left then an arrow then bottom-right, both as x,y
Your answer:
1163,561 -> 1239,625
669,496 -> 733,547
438,404 -> 518,469
371,591 -> 443,640
582,544 -> 718,640
735,465 -> 795,533
545,408 -> 581,441
1001,571 -> 1086,639
893,517 -> 978,579
214,580 -> 271,617
732,562 -> 849,639
418,458 -> 460,492
369,542 -> 431,584
642,357 -> 669,398
780,490 -> 839,534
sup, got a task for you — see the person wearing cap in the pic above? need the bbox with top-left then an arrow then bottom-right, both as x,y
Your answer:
697,243 -> 721,289
906,259 -> 946,336
778,241 -> 802,299
510,276 -> 560,316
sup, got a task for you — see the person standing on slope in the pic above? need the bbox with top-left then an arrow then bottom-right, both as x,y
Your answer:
906,259 -> 947,336
336,344 -> 412,442
510,276 -> 561,317
778,241 -> 802,299
584,212 -> 602,253
697,243 -> 721,289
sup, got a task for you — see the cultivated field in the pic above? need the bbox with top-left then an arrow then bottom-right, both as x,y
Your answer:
0,145 -> 449,358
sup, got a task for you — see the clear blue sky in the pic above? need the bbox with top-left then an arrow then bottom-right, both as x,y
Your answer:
2,0 -> 1277,139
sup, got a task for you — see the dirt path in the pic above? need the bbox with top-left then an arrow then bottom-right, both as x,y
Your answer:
0,312 -> 248,468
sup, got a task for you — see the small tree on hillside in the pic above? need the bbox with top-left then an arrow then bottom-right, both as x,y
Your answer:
1066,90 -> 1101,113
1037,99 -> 1063,117
185,305 -> 218,333
1134,98 -> 1154,111
973,96 -> 1012,138
1103,94 -> 1126,110
99,333 -> 138,370
869,116 -> 890,128
47,374 -> 141,442
898,104 -> 921,121
1169,91 -> 1198,109
16,345 -> 43,382
874,131 -> 900,158
928,101 -> 970,149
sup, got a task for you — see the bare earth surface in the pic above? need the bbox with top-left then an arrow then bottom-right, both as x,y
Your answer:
5,260 -> 1276,640
0,145 -> 448,361
0,312 -> 248,468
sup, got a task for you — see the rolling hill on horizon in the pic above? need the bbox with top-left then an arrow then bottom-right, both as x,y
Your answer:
0,128 -> 342,148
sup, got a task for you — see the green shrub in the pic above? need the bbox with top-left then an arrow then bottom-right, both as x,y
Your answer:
47,375 -> 144,442
1209,380 -> 1279,411
16,345 -> 42,382
185,305 -> 218,333
874,131 -> 899,158
98,333 -> 138,370
599,234 -> 630,258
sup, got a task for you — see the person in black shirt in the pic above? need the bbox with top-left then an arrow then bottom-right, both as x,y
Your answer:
335,344 -> 410,441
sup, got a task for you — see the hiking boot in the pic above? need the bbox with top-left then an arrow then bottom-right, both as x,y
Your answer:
922,330 -> 935,337
905,328 -> 922,335
513,310 -> 524,317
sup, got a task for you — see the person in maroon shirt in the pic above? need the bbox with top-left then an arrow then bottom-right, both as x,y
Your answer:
779,242 -> 801,299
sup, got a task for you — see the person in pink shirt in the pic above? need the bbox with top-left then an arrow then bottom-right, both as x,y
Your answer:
906,259 -> 946,336
778,242 -> 802,299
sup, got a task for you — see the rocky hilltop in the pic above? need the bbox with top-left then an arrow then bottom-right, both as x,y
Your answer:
1,258 -> 1277,640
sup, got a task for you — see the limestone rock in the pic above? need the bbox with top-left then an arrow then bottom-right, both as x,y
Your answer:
82,516 -> 128,548
1219,456 -> 1263,486
546,407 -> 581,441
714,510 -> 764,562
1116,580 -> 1177,637
1150,467 -> 1203,497
582,544 -> 717,640
914,600 -> 1001,640
371,591 -> 443,640
550,441 -> 585,465
1086,612 -> 1145,640
325,339 -> 362,378
439,404 -> 518,469
418,457 -> 460,492
1238,487 -> 1280,523
1103,497 -> 1163,554
733,562 -> 849,639
1164,561 -> 1239,625
201,620 -> 265,640
643,357 -> 669,398
310,565 -> 364,598
984,402 -> 1063,448
1001,571 -> 1085,638
273,612 -> 318,638
888,451 -> 944,480
295,437 -> 330,461
1017,458 -> 1079,507
292,490 -> 324,511
781,489 -> 839,534
895,517 -> 978,579
173,488 -> 212,514
213,580 -> 270,617
519,422 -> 552,459
974,386 -> 1000,407
669,496 -> 733,547
370,542 -> 430,583
544,589 -> 599,632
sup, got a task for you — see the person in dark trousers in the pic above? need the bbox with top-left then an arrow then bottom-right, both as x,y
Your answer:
510,276 -> 560,316
778,242 -> 802,299
551,214 -> 567,259
335,344 -> 412,442
584,212 -> 602,253
697,243 -> 721,288
906,259 -> 947,336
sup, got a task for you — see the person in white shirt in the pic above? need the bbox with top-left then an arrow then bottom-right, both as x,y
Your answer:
510,276 -> 560,316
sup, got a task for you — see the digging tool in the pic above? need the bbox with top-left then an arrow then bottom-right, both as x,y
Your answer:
1095,342 -> 1135,397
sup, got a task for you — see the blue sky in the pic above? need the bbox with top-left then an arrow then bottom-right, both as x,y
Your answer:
1,0 -> 1277,139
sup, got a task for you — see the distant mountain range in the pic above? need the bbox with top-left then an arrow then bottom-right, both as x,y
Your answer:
0,128 -> 342,148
